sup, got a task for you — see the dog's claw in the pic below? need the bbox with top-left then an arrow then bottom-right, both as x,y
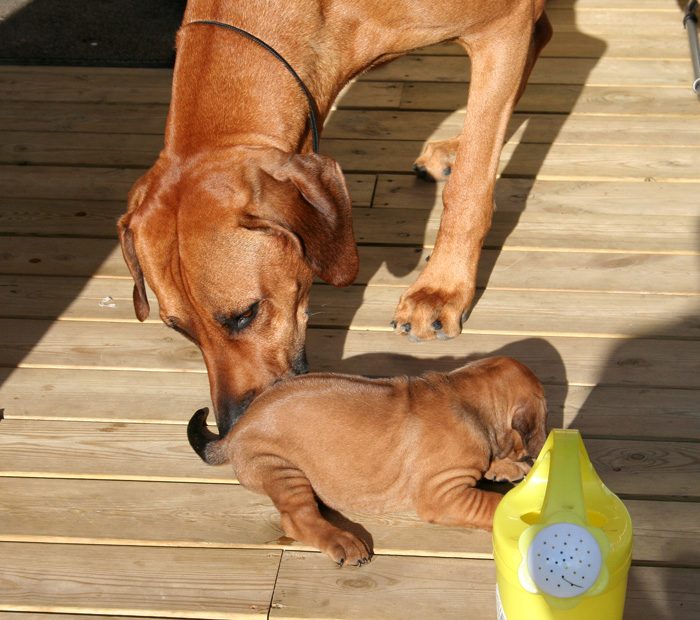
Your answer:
401,322 -> 411,333
389,320 -> 397,329
431,320 -> 442,331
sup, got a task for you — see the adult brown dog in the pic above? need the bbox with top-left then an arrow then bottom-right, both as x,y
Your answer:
188,357 -> 548,565
118,0 -> 552,433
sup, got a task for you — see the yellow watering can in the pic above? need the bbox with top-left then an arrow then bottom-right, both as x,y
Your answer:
493,429 -> 633,620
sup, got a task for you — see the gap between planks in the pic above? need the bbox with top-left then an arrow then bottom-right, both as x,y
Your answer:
33,322 -> 695,341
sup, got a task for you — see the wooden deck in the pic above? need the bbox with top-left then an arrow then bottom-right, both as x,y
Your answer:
1,1 -> 699,618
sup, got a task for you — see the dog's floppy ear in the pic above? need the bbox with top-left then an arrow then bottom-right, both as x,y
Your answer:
512,398 -> 547,456
512,407 -> 536,441
251,153 -> 359,287
117,179 -> 152,321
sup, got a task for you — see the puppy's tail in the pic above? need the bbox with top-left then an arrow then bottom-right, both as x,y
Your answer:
187,407 -> 230,465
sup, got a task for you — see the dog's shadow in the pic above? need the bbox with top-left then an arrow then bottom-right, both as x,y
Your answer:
308,336 -> 567,426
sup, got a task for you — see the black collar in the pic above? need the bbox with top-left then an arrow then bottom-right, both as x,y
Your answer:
186,19 -> 320,153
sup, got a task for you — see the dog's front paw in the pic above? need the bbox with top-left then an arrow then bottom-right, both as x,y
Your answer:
485,459 -> 531,483
391,284 -> 472,342
321,531 -> 373,567
412,137 -> 459,182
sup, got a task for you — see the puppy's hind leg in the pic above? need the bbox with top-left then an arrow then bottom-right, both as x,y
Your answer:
264,469 -> 372,566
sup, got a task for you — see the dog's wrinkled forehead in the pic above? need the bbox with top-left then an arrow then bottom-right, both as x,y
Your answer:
179,224 -> 300,302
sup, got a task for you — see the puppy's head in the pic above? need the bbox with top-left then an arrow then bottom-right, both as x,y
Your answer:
456,357 -> 548,463
118,146 -> 358,434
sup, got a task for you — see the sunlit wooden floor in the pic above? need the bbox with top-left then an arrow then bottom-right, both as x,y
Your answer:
1,1 -> 699,618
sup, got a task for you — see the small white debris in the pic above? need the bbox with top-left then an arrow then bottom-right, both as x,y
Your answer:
98,296 -> 116,308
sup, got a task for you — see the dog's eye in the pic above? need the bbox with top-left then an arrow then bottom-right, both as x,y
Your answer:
217,302 -> 260,335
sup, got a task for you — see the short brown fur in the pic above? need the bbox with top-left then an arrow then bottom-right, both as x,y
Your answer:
188,356 -> 548,566
119,0 -> 552,431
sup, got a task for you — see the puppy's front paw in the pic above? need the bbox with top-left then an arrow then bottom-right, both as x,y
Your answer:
322,531 -> 372,567
485,459 -> 531,483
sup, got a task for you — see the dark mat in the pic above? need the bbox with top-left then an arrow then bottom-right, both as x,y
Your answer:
0,0 -> 187,67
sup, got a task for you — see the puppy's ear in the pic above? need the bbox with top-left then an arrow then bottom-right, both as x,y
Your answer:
512,399 -> 547,457
117,177 -> 153,321
252,153 -> 359,287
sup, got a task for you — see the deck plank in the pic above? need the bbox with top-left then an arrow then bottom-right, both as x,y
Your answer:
2,367 -> 699,442
2,199 -> 697,250
0,166 -> 375,206
372,176 -> 700,215
0,542 -> 279,619
1,173 -> 697,216
3,131 -> 699,180
3,275 -> 698,340
0,477 -> 697,566
0,419 -> 697,498
1,239 -> 697,293
324,110 -> 700,146
3,129 -> 698,180
1,76 -> 697,116
362,56 -> 693,87
399,82 -> 700,115
2,318 -> 700,389
415,34 -> 690,59
0,1 -> 697,618
5,104 -> 699,148
270,552 -> 700,620
2,367 -> 698,442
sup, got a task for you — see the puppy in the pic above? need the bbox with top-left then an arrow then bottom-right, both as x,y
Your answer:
188,356 -> 547,566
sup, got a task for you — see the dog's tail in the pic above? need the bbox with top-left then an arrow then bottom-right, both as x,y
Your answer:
187,407 -> 231,465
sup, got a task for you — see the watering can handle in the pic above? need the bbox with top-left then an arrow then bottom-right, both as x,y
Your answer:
539,429 -> 587,523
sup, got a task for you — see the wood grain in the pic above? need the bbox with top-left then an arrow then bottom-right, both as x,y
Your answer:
271,553 -> 700,620
0,542 -> 279,618
2,367 -> 699,441
1,477 -> 697,565
2,239 -> 697,294
0,419 -> 697,498
361,56 -> 693,87
0,3 -> 698,618
3,276 -> 698,340
4,132 -> 699,180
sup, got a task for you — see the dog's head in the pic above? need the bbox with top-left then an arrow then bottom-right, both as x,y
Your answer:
118,146 -> 359,433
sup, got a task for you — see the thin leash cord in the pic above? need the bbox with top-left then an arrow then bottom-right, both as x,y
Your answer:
186,19 -> 320,153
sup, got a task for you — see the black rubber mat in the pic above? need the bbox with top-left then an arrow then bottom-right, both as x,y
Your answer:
0,0 -> 187,66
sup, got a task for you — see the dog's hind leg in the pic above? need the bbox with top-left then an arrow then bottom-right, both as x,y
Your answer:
264,469 -> 372,566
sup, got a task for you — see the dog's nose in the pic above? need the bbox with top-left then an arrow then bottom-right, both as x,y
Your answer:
293,348 -> 310,375
214,391 -> 256,436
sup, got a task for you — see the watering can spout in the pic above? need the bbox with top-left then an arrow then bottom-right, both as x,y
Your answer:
493,429 -> 633,620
